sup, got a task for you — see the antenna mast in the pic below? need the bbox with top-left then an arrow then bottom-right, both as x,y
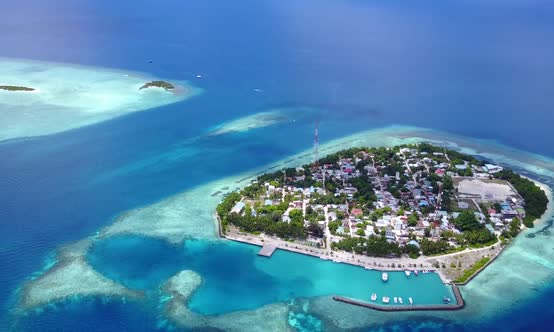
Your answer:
314,120 -> 319,167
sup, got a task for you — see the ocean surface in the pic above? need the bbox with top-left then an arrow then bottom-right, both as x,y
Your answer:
1,0 -> 554,331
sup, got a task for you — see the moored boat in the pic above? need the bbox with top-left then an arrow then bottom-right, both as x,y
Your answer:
371,293 -> 377,301
399,297 -> 403,304
443,296 -> 452,304
405,270 -> 411,278
394,297 -> 398,304
382,296 -> 390,304
414,270 -> 419,276
382,272 -> 388,282
409,297 -> 413,305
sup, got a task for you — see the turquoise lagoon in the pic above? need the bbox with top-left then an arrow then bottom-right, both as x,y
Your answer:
87,236 -> 454,315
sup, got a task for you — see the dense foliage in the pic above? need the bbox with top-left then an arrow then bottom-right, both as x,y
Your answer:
139,80 -> 175,91
332,235 -> 402,257
0,85 -> 35,91
452,211 -> 496,245
420,238 -> 450,255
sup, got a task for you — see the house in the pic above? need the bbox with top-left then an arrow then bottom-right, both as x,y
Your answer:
231,202 -> 245,214
407,240 -> 420,249
351,208 -> 363,217
484,164 -> 503,173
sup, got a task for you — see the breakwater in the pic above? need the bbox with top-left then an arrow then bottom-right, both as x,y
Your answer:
332,284 -> 465,311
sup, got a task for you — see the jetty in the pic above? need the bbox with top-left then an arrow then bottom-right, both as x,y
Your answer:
332,285 -> 465,312
257,244 -> 277,257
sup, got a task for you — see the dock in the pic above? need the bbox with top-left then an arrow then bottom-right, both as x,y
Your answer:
332,285 -> 465,312
257,244 -> 277,257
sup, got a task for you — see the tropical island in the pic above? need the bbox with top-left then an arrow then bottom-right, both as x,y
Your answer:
139,80 -> 175,91
216,143 -> 548,284
0,85 -> 35,91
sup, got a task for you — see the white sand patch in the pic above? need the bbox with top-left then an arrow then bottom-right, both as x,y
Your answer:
162,270 -> 292,332
0,58 -> 202,141
457,178 -> 517,201
207,106 -> 316,136
19,239 -> 142,310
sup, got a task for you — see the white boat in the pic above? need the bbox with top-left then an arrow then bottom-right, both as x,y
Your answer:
382,272 -> 388,282
394,297 -> 398,304
409,297 -> 413,305
414,270 -> 419,276
364,266 -> 372,270
405,270 -> 411,278
371,293 -> 377,301
382,296 -> 390,304
399,297 -> 403,304
332,259 -> 341,263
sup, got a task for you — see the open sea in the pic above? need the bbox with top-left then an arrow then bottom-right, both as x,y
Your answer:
1,0 -> 554,331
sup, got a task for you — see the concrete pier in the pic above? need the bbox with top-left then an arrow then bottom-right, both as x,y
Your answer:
257,245 -> 277,257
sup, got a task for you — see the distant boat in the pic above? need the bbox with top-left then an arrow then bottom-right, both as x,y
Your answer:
399,297 -> 403,304
382,296 -> 390,304
382,272 -> 388,282
364,266 -> 372,270
409,297 -> 414,305
394,297 -> 398,304
443,296 -> 452,304
414,270 -> 419,276
405,270 -> 411,278
332,259 -> 341,263
371,293 -> 377,301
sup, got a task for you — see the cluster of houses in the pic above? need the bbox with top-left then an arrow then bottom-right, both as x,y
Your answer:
231,145 -> 526,250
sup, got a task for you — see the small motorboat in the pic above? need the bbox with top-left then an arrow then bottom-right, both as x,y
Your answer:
382,272 -> 388,282
405,270 -> 411,278
414,270 -> 419,276
443,296 -> 452,304
382,296 -> 390,304
399,297 -> 403,304
394,297 -> 398,304
371,293 -> 377,301
409,297 -> 413,305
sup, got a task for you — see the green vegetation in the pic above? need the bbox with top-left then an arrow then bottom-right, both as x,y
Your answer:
139,80 -> 175,91
454,256 -> 491,283
451,210 -> 496,246
0,85 -> 35,91
332,235 -> 402,257
494,169 -> 548,227
420,238 -> 450,255
226,207 -> 308,240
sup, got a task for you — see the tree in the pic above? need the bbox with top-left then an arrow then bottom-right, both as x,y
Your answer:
424,227 -> 431,237
453,210 -> 481,232
408,213 -> 419,227
308,223 -> 324,238
356,228 -> 365,236
404,244 -> 420,259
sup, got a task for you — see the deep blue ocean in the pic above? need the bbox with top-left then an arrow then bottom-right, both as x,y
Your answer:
1,0 -> 554,331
